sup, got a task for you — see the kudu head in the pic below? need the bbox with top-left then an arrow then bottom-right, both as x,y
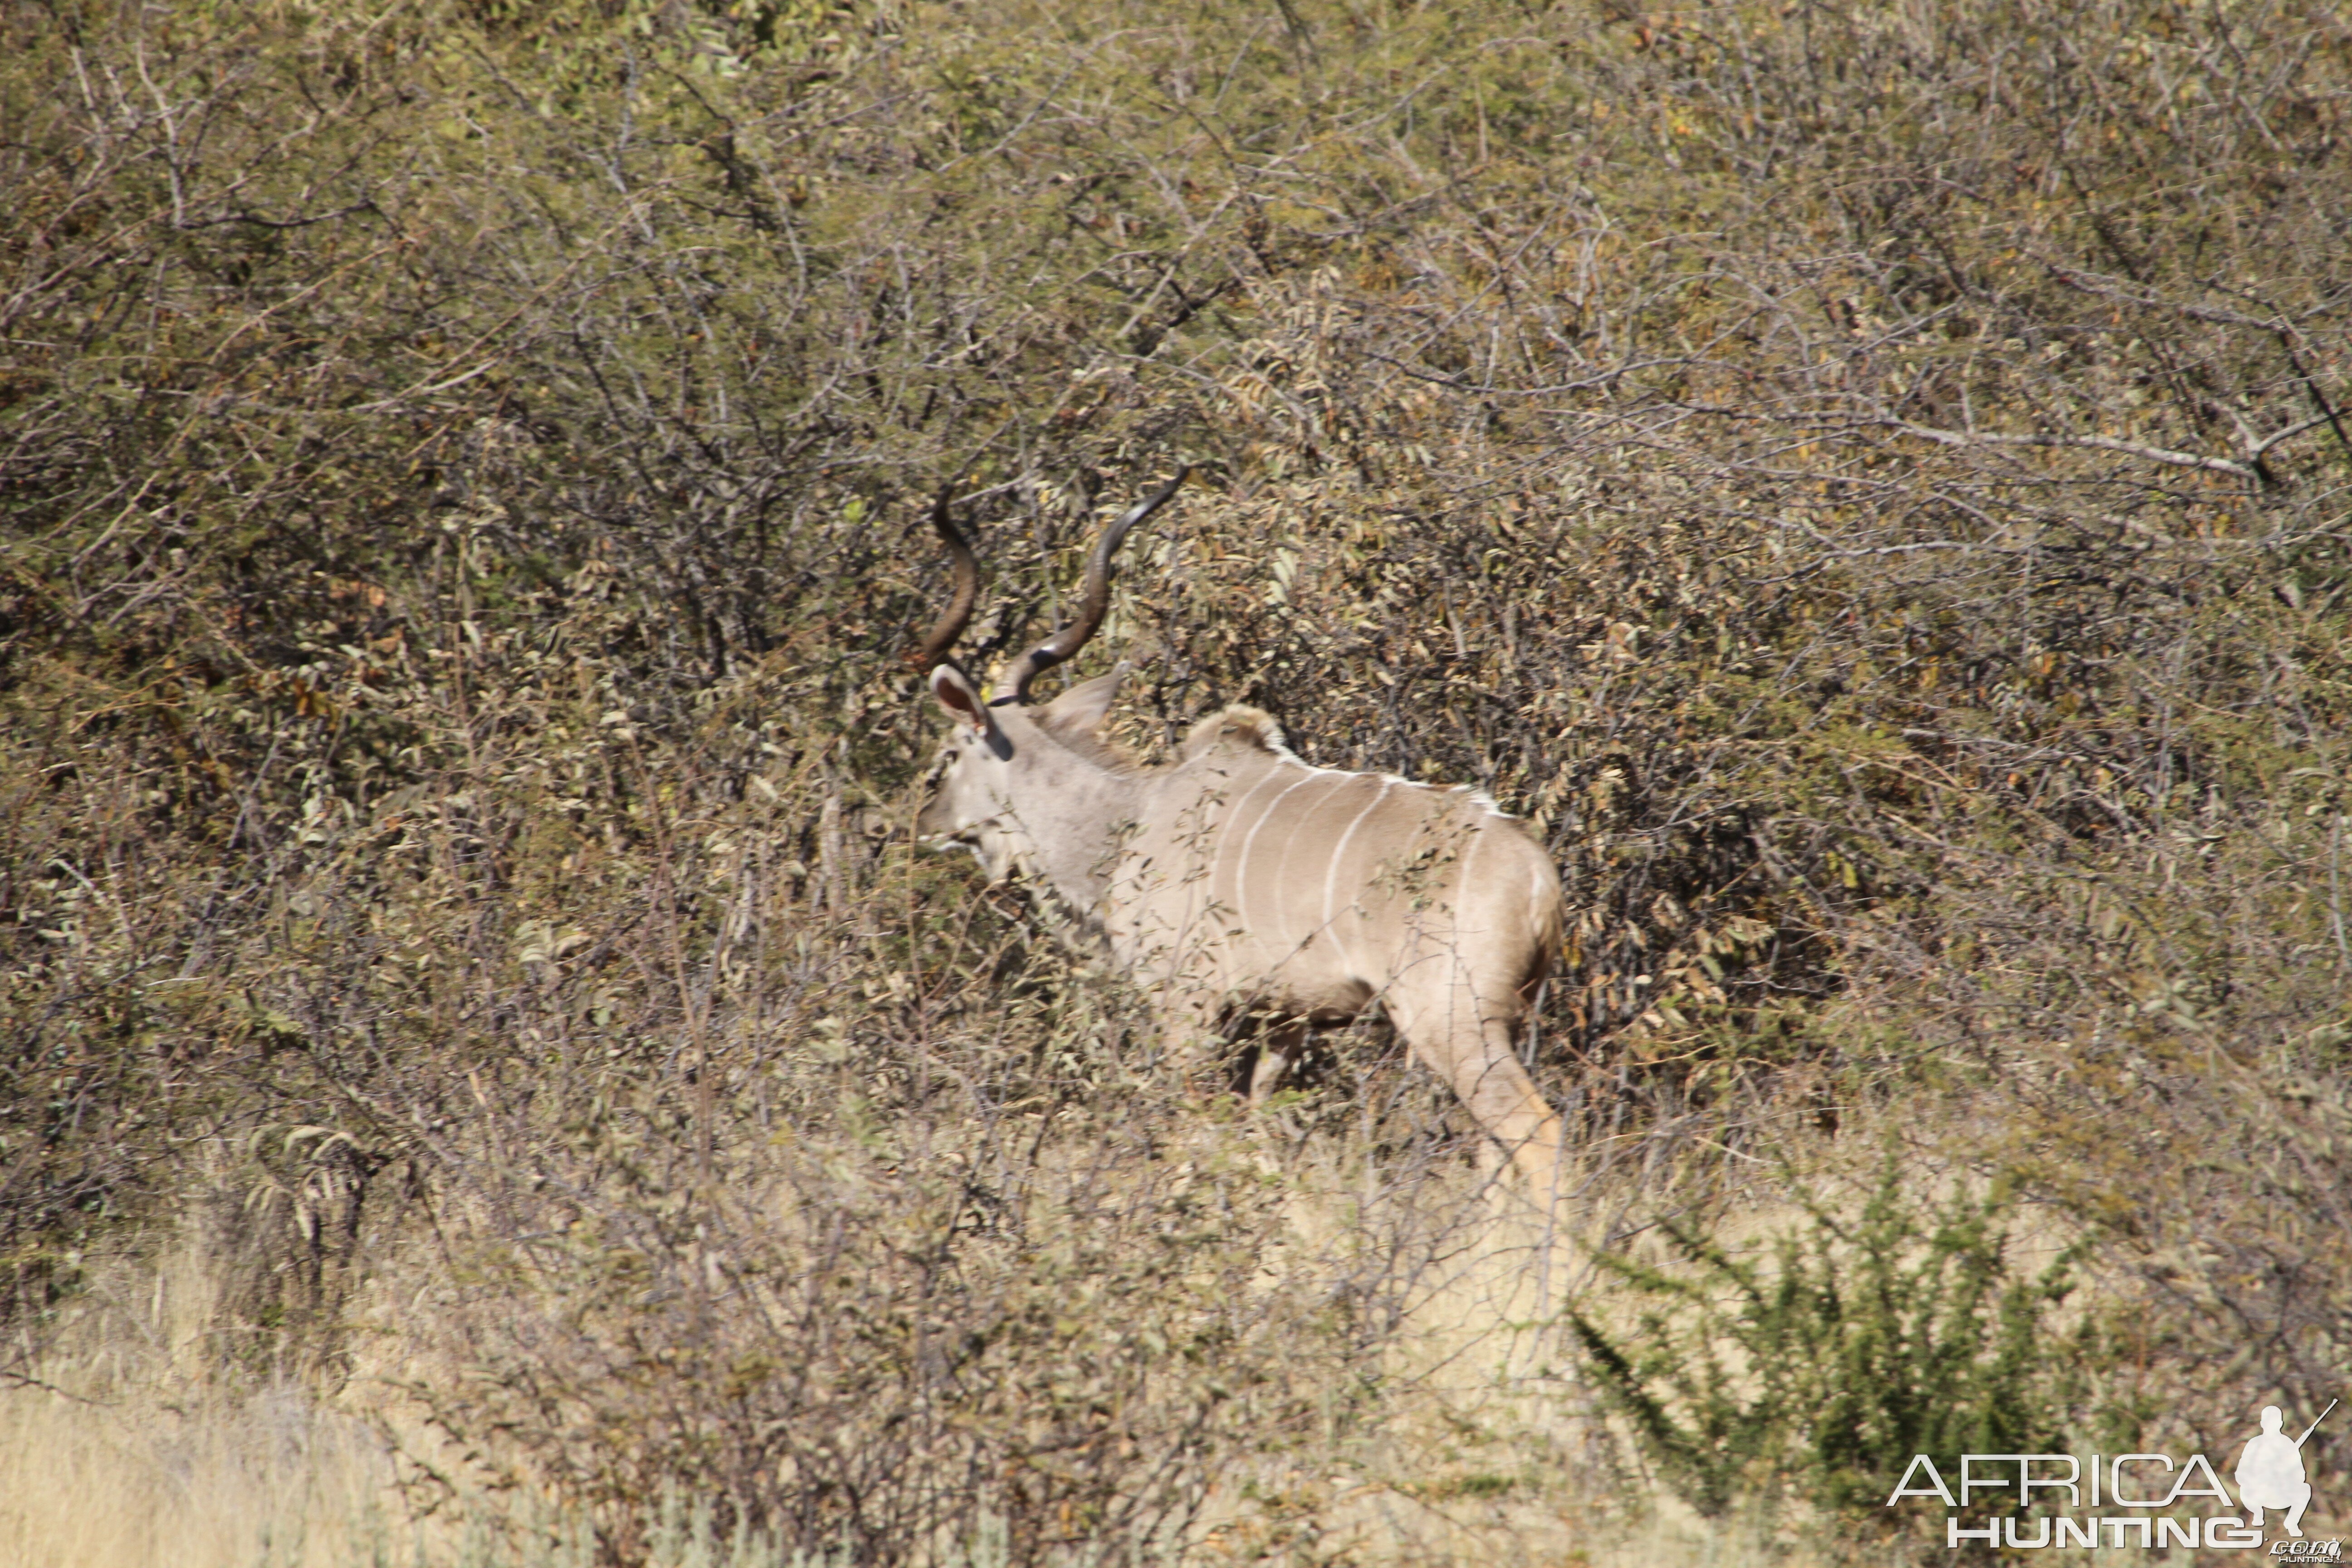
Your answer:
911,471 -> 1188,883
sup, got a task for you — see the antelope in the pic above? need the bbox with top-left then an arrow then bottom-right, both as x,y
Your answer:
911,472 -> 1566,1196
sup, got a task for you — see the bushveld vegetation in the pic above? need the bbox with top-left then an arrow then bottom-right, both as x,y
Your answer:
2,0 -> 2347,1561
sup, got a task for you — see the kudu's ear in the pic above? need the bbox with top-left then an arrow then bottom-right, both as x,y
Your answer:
929,664 -> 991,732
1039,669 -> 1122,737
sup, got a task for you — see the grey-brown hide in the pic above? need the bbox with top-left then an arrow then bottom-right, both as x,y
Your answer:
914,485 -> 1565,1196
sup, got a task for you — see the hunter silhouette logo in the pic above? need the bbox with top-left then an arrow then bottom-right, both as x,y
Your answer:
2239,1401 -> 2333,1539
1884,1398 -> 2336,1551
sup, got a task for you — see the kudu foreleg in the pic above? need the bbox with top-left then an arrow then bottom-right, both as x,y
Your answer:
1247,1017 -> 1311,1104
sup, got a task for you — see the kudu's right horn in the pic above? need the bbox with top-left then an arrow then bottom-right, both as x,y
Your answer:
998,467 -> 1189,704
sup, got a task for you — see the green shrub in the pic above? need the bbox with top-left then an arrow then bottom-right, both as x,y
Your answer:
1570,1156 -> 2096,1529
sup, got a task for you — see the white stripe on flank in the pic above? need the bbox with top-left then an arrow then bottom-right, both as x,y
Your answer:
1322,779 -> 1392,974
1272,773 -> 1352,955
1211,764 -> 1290,926
1236,770 -> 1317,951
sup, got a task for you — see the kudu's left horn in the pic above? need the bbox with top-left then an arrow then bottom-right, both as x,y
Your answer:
908,484 -> 980,672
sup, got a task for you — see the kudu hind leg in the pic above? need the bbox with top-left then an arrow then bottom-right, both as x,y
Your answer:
1392,993 -> 1564,1200
1470,1017 -> 1566,1200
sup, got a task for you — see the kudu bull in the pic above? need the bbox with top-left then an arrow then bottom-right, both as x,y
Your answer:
911,472 -> 1566,1195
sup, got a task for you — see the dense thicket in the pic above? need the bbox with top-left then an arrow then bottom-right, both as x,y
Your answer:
2,0 -> 2347,1558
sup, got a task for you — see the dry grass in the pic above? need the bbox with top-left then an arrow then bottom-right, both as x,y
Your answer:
0,1168 -> 1691,1568
0,1230 -> 402,1568
0,1390 -> 385,1568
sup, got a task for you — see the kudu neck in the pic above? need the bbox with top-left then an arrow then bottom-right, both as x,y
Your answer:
1006,730 -> 1139,910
